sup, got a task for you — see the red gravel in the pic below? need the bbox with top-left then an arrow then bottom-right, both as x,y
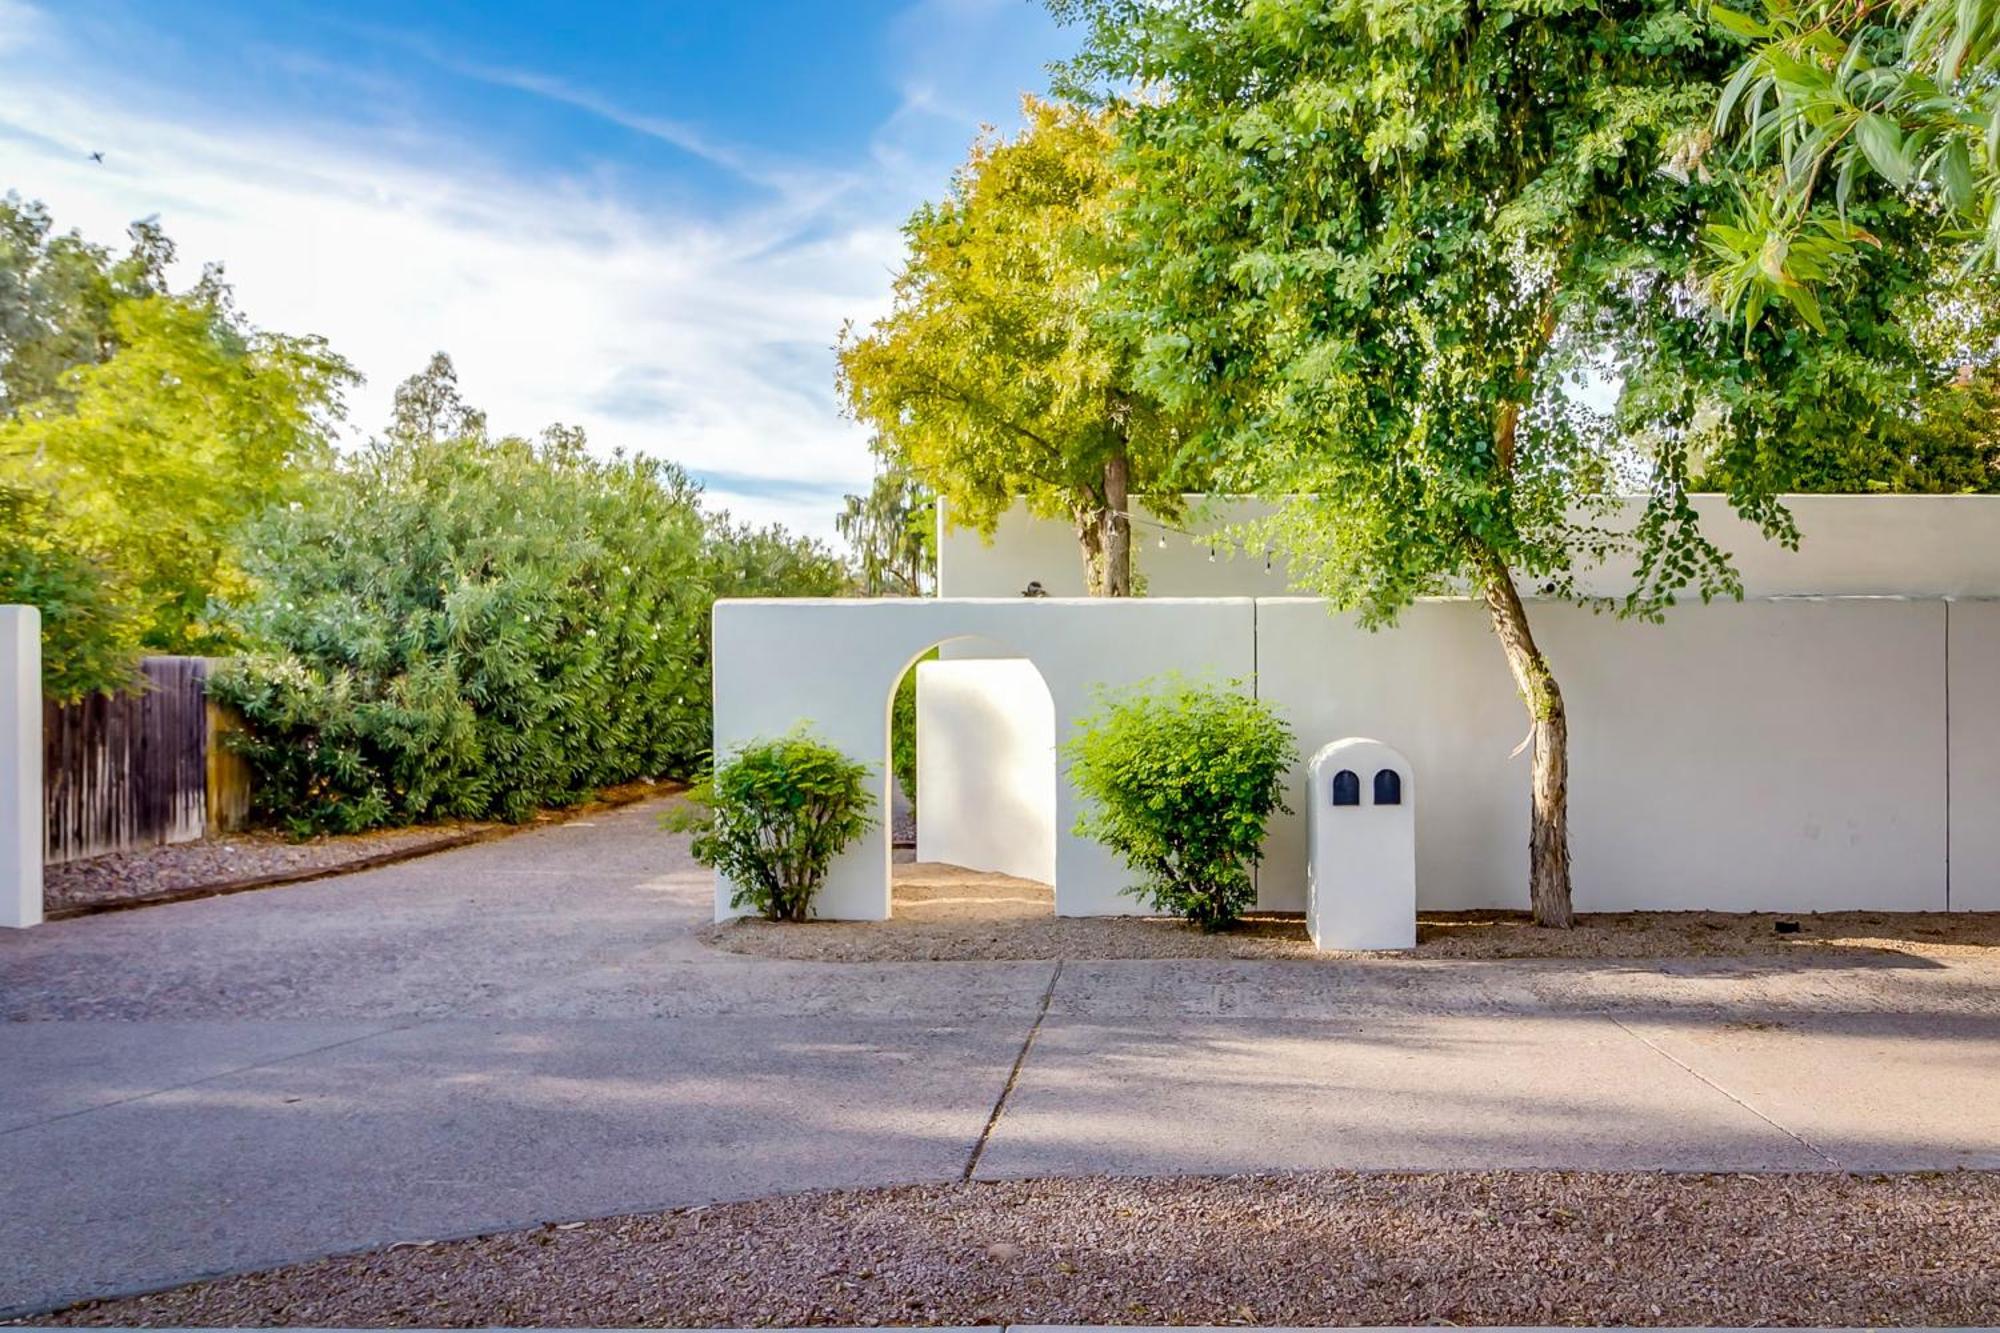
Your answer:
30,1171 -> 2000,1327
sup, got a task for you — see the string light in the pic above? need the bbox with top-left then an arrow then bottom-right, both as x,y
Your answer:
1208,545 -> 1217,563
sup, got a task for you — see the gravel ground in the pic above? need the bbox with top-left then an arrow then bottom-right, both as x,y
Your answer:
704,862 -> 2000,962
44,824 -> 497,911
44,780 -> 678,913
32,1170 -> 2000,1327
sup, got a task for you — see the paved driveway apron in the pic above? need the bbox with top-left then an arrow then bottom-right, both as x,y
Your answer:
4,797 -> 1998,1314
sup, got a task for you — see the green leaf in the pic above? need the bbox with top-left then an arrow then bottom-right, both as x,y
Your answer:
1708,5 -> 1771,40
1938,136 -> 1977,213
1854,113 -> 1913,187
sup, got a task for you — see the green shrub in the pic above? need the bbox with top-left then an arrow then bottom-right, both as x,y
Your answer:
212,430 -> 715,835
889,648 -> 936,816
1064,677 -> 1296,931
667,730 -> 874,921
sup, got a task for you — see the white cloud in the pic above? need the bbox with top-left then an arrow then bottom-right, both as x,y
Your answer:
0,14 -> 924,540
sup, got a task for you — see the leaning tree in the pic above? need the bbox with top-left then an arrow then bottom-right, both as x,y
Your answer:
1056,0 -> 1953,925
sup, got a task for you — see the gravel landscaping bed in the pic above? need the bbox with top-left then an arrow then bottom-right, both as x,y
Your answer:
31,1170 -> 2000,1327
45,779 -> 679,914
703,861 -> 2000,962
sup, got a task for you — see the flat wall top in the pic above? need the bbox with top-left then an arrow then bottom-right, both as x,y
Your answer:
936,494 -> 2000,601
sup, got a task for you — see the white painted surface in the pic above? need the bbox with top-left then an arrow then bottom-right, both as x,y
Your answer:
716,593 -> 1973,920
1949,600 -> 2000,911
711,598 -> 1256,920
1257,597 -> 1950,914
915,658 -> 1056,883
939,494 -> 2000,600
1,605 -> 43,929
1307,739 -> 1416,950
938,497 -> 1293,599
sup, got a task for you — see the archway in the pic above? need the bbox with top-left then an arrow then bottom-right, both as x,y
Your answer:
883,635 -> 1056,919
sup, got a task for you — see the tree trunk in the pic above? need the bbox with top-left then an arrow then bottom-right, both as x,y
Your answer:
1101,452 -> 1132,597
1478,553 -> 1574,929
1074,507 -> 1106,597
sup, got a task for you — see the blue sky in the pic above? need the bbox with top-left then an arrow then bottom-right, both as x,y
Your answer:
0,0 -> 1075,537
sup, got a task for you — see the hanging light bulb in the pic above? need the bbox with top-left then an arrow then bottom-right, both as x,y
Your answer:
1157,532 -> 1166,549
1208,545 -> 1217,563
1265,548 -> 1273,572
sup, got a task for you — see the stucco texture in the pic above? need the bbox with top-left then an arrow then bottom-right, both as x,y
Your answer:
710,597 -> 1255,919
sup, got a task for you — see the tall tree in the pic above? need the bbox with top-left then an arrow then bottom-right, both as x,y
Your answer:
836,460 -> 936,595
389,351 -> 488,443
0,193 -> 173,414
1,200 -> 354,668
838,97 -> 1193,596
1056,0 -> 1950,926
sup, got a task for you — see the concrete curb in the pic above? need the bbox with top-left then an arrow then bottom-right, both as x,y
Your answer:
42,782 -> 684,922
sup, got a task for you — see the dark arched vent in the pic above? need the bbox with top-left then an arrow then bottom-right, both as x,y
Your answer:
1373,768 -> 1402,805
1331,769 -> 1360,806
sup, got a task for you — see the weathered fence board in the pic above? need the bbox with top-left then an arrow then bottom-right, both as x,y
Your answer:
44,657 -> 216,864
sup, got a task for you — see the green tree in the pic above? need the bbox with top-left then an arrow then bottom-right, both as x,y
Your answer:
836,459 -> 936,595
1056,0 -> 1949,926
1,198 -> 354,670
389,350 -> 488,443
0,488 -> 139,700
0,193 -> 173,413
2,291 -> 354,653
838,97 -> 1194,597
1702,0 -> 2000,319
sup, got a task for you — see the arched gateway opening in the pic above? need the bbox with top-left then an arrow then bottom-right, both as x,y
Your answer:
884,635 -> 1056,919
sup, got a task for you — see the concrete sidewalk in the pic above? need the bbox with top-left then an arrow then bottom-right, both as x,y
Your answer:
3,797 -> 1998,1316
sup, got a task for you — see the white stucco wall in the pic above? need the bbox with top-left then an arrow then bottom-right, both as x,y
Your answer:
1,605 -> 43,929
1256,597 -> 1949,914
1949,600 -> 2000,911
711,597 -> 1256,920
914,659 -> 1056,883
938,495 -> 2000,601
714,591 -> 1978,920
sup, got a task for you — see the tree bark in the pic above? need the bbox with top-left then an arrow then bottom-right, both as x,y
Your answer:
1478,551 -> 1574,929
1101,452 -> 1132,597
1074,506 -> 1106,597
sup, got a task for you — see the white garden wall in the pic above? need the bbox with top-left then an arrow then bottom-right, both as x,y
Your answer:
914,659 -> 1055,883
1949,600 -> 2000,911
938,494 -> 2000,601
714,587 -> 1997,920
1256,597 -> 1949,914
710,597 -> 1255,920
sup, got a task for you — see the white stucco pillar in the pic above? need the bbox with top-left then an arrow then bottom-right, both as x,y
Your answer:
1,605 -> 43,929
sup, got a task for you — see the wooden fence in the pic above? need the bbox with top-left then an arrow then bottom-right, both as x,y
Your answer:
43,657 -> 251,865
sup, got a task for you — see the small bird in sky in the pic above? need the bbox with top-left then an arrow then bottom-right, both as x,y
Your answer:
88,151 -> 104,163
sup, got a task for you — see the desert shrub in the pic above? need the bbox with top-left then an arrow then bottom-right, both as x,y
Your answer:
667,730 -> 874,922
1064,677 -> 1296,931
212,430 -> 714,834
